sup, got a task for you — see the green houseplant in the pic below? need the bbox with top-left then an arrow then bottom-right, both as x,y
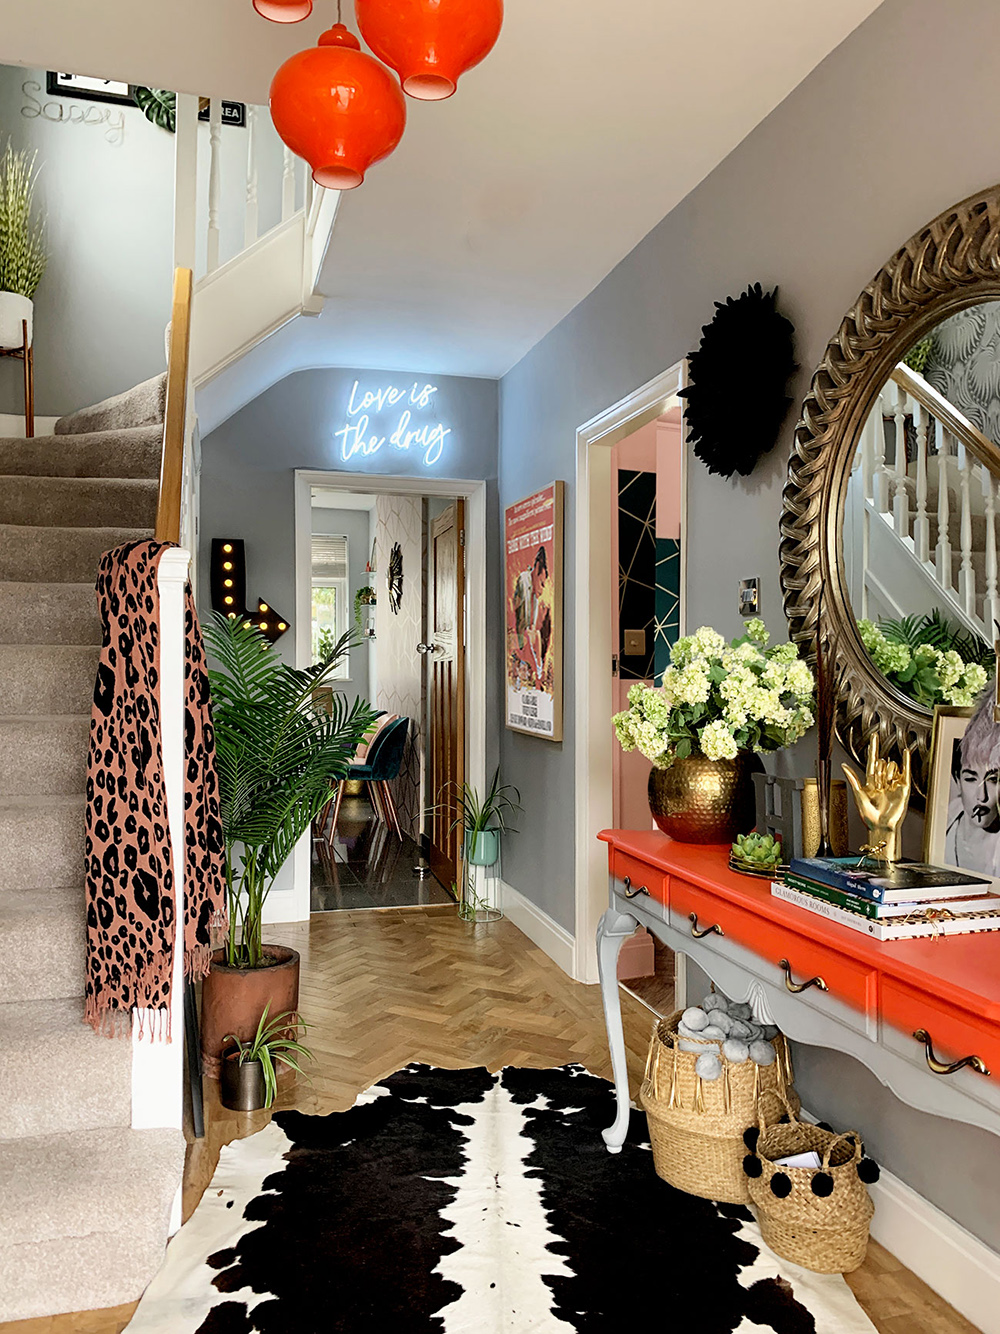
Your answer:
221,1004 -> 312,1111
200,614 -> 376,1074
354,584 -> 376,629
0,141 -> 47,351
452,768 -> 521,868
857,610 -> 990,709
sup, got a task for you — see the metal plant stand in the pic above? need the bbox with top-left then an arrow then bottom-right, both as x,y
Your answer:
0,319 -> 34,437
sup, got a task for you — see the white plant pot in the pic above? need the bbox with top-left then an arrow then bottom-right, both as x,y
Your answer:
0,293 -> 32,350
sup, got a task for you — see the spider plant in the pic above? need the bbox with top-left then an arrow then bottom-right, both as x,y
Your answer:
223,1004 -> 312,1109
0,141 -> 46,298
205,612 -> 377,969
439,767 -> 521,861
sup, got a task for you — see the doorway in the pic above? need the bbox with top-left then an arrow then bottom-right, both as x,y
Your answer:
293,471 -> 486,915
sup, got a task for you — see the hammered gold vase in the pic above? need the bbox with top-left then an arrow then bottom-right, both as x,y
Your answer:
648,753 -> 761,844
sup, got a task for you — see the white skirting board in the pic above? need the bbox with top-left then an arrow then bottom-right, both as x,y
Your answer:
500,881 -> 576,978
0,413 -> 56,436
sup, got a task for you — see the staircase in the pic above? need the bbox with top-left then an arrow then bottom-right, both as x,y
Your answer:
0,375 -> 185,1323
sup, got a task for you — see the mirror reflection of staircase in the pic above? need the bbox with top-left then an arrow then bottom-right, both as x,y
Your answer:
0,375 -> 184,1322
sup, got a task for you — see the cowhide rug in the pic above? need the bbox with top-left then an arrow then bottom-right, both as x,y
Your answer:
126,1064 -> 876,1333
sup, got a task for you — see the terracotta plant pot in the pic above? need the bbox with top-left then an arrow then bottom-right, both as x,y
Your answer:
648,753 -> 762,844
200,944 -> 300,1079
220,1051 -> 268,1111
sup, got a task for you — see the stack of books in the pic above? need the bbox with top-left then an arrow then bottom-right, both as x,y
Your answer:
772,857 -> 1000,940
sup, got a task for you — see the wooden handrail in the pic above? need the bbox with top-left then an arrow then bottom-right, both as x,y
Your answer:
891,362 -> 1000,480
154,267 -> 193,544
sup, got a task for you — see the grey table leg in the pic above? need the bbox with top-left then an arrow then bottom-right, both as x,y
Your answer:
597,905 -> 639,1153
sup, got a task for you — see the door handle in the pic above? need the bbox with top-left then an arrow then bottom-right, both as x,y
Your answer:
621,875 -> 649,900
689,912 -> 724,939
913,1029 -> 990,1077
416,642 -> 444,655
780,959 -> 828,993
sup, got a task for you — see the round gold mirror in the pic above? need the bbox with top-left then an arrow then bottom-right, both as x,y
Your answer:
781,185 -> 1000,791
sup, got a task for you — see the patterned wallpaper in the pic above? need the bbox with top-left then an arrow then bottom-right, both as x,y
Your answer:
617,469 -> 657,680
373,494 -> 424,839
925,300 -> 1000,446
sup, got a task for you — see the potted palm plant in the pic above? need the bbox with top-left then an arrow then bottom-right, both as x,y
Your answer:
0,141 -> 47,350
221,1004 -> 312,1112
201,614 -> 376,1076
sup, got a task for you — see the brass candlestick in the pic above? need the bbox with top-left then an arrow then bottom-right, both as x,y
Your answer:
842,735 -> 912,864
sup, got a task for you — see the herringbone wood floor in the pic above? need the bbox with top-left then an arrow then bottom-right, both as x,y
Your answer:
2,906 -> 979,1334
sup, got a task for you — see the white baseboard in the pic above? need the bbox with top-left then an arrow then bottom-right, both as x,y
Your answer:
800,1106 -> 1000,1331
501,881 -> 575,977
867,1167 -> 1000,1334
0,413 -> 56,436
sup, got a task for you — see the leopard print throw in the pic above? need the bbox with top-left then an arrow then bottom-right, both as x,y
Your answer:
85,540 -> 227,1037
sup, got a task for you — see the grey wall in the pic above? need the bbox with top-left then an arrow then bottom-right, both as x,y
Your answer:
0,66 -> 174,416
199,365 -> 501,770
498,0 -> 1000,1252
311,504 -> 372,712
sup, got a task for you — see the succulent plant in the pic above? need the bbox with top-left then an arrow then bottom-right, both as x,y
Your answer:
731,832 -> 783,870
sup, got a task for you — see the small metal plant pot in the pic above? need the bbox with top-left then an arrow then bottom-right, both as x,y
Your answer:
463,828 -> 500,867
220,1051 -> 267,1111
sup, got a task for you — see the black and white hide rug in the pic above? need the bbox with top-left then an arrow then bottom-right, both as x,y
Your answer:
126,1064 -> 876,1334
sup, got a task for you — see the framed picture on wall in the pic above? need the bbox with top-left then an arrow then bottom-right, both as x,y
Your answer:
504,481 -> 564,741
924,702 -> 1000,883
46,72 -> 134,106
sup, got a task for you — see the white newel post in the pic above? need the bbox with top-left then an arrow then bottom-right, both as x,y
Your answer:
935,422 -> 953,591
913,400 -> 930,564
890,383 -> 910,539
131,547 -> 190,1232
207,101 -> 223,274
245,106 -> 259,251
957,442 -> 976,618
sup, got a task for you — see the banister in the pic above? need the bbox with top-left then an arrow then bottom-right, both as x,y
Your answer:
154,267 -> 193,545
891,362 -> 1000,480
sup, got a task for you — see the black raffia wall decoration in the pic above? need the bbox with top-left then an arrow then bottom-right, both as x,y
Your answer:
679,283 -> 796,479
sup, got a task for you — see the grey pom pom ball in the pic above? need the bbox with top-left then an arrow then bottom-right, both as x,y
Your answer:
722,1039 -> 750,1064
682,1007 -> 709,1031
729,1002 -> 753,1021
702,992 -> 730,1014
695,1051 -> 723,1081
728,1019 -> 753,1039
700,1025 -> 727,1041
749,1040 -> 776,1066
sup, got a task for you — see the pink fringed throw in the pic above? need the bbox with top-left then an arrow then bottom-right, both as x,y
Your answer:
84,540 -> 227,1036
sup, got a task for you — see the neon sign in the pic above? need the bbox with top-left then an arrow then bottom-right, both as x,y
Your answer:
334,379 -> 451,468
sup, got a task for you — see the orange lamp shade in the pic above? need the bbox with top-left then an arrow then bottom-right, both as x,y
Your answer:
252,0 -> 312,21
270,24 -> 407,190
356,0 -> 503,101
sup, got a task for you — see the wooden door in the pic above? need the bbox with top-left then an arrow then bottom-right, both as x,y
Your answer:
427,500 -> 465,889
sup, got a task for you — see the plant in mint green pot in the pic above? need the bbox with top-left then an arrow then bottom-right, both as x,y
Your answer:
434,769 -> 521,919
613,620 -> 815,844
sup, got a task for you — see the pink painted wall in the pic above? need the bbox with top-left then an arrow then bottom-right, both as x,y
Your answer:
656,407 -> 683,540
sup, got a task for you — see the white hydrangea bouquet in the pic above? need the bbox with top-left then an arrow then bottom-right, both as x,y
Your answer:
613,620 -> 815,768
857,618 -> 988,709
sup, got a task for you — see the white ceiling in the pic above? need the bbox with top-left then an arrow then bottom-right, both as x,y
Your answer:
4,0 -> 884,382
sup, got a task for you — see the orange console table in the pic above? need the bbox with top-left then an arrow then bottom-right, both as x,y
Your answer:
596,830 -> 1000,1152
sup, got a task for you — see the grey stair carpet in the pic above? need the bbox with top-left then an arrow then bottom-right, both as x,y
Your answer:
0,383 -> 185,1323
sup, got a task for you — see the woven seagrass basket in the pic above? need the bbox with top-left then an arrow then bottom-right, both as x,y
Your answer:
639,1010 -> 798,1205
745,1095 -> 876,1273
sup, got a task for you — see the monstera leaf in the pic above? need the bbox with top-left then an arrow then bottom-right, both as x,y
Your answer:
132,87 -> 176,133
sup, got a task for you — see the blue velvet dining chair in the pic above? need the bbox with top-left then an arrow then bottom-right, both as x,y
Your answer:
326,716 -> 410,841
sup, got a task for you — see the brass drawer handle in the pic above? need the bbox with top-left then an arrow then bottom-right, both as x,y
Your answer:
780,959 -> 828,993
689,912 -> 724,939
913,1029 -> 990,1078
621,874 -> 649,900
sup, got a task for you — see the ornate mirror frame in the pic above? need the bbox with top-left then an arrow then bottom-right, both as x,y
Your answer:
780,184 -> 1000,791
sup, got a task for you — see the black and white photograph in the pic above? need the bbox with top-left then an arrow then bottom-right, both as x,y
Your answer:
926,694 -> 1000,880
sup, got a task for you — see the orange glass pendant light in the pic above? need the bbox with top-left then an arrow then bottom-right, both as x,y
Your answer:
356,0 -> 503,101
252,0 -> 312,21
270,21 -> 406,190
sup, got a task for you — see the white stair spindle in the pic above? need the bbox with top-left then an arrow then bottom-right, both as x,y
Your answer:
935,421 -> 953,591
873,393 -> 890,514
244,105 -> 259,250
912,399 -> 931,563
206,100 -> 223,274
891,383 -> 910,539
282,144 -> 297,222
860,399 -> 876,503
982,463 -> 1000,639
957,442 -> 976,617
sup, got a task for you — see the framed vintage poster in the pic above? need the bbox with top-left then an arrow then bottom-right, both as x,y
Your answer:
504,481 -> 564,741
924,702 -> 1000,884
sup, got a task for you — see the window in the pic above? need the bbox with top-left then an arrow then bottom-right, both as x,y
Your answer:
311,534 -> 349,679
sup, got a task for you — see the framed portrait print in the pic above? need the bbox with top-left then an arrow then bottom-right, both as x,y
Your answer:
924,703 -> 1000,883
504,481 -> 564,741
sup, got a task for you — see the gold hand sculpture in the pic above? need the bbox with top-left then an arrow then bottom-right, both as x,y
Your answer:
842,735 -> 912,864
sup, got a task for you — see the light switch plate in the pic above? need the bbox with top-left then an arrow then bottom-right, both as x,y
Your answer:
623,628 -> 646,656
738,578 -> 760,617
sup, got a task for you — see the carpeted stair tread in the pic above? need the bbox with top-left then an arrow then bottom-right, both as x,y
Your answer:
0,424 -> 162,479
0,886 -> 84,1003
0,644 -> 99,714
0,996 -> 132,1140
0,715 -> 90,796
0,1125 -> 184,1322
0,523 -> 150,584
0,796 -> 85,893
55,371 -> 167,437
0,582 -> 100,645
0,475 -> 158,529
